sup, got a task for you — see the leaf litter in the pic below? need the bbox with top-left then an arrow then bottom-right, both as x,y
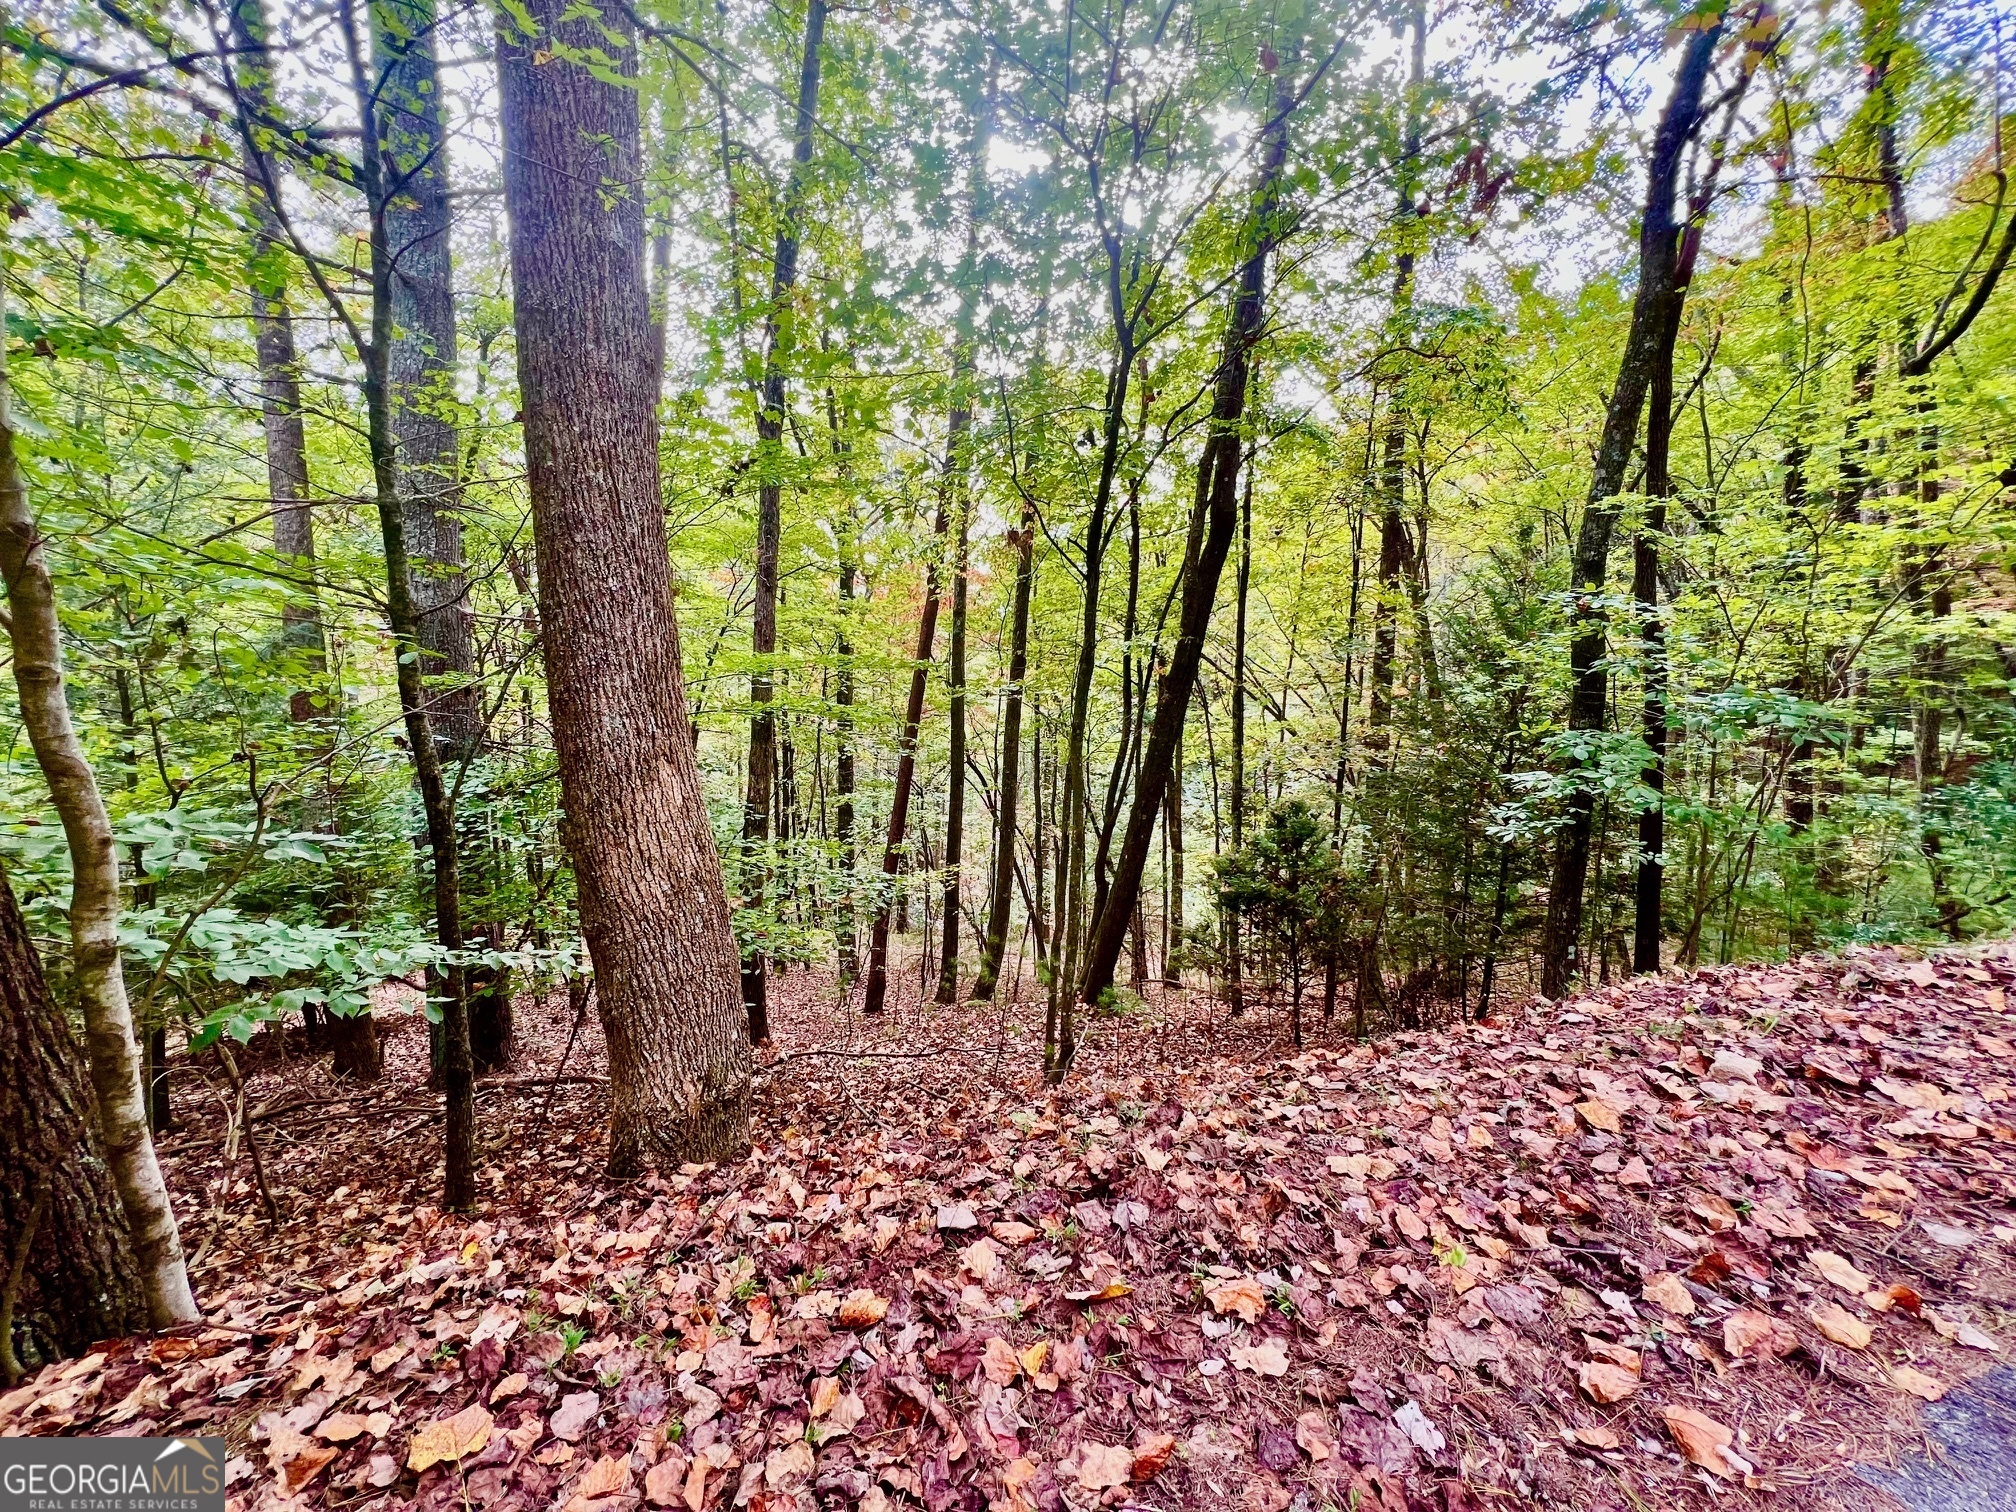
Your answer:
5,940 -> 2016,1510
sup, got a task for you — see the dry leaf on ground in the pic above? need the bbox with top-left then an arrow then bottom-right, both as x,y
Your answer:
406,1403 -> 493,1472
1663,1405 -> 1736,1478
1807,1302 -> 1873,1350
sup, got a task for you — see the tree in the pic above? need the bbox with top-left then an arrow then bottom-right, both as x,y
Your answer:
1215,799 -> 1338,1047
497,0 -> 750,1168
1538,12 -> 1729,1000
1075,39 -> 1310,1017
740,0 -> 828,1044
0,243 -> 199,1327
0,862 -> 146,1377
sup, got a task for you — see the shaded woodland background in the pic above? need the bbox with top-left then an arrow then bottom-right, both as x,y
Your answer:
2,0 -> 2015,1360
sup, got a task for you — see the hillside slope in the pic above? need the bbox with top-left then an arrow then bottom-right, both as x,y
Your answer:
5,942 -> 2015,1512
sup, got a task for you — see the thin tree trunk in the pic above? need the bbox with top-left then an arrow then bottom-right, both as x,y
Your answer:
0,862 -> 147,1369
861,503 -> 951,1014
1226,464 -> 1252,1014
1539,18 -> 1725,999
742,0 -> 828,1043
1162,717 -> 1184,985
835,511 -> 858,982
332,0 -> 478,1208
937,496 -> 970,1002
865,84 -> 990,1015
824,380 -> 859,981
1075,58 -> 1297,1010
973,497 -> 1035,1001
0,259 -> 199,1327
498,0 -> 750,1166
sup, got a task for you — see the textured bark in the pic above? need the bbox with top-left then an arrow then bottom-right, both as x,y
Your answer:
373,0 -> 481,757
1077,63 -> 1295,1008
0,864 -> 146,1370
498,0 -> 750,1167
0,274 -> 199,1328
328,1009 -> 384,1082
1539,18 -> 1723,1000
742,0 -> 828,1041
229,0 -> 325,719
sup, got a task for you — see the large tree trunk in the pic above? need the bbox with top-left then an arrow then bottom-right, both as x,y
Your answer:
0,863 -> 147,1375
1539,18 -> 1724,1000
0,268 -> 199,1328
742,0 -> 829,1042
1631,78 -> 1748,972
498,0 -> 749,1167
374,0 -> 482,759
1076,59 -> 1297,1010
1367,3 -> 1424,751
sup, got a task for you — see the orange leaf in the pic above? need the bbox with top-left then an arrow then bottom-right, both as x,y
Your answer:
1663,1405 -> 1736,1477
1890,1364 -> 1946,1401
1132,1430 -> 1178,1480
837,1289 -> 889,1327
1723,1308 -> 1797,1360
1206,1277 -> 1266,1323
1806,1302 -> 1872,1350
1576,1361 -> 1638,1404
407,1403 -> 494,1473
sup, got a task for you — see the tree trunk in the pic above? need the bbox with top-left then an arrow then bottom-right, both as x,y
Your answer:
860,490 -> 951,1013
228,0 -> 327,723
743,0 -> 829,1042
0,262 -> 199,1328
373,0 -> 482,758
1162,723 -> 1183,984
861,71 -> 992,1017
1225,465 -> 1251,1014
331,0 -> 477,1209
973,497 -> 1036,1001
328,1009 -> 385,1081
936,499 -> 969,1002
1075,60 -> 1296,1009
0,863 -> 147,1373
835,512 -> 858,982
498,0 -> 750,1168
1539,17 -> 1724,1000
1630,112 -> 1736,973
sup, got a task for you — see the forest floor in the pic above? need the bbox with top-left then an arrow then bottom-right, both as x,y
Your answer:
6,942 -> 2016,1512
